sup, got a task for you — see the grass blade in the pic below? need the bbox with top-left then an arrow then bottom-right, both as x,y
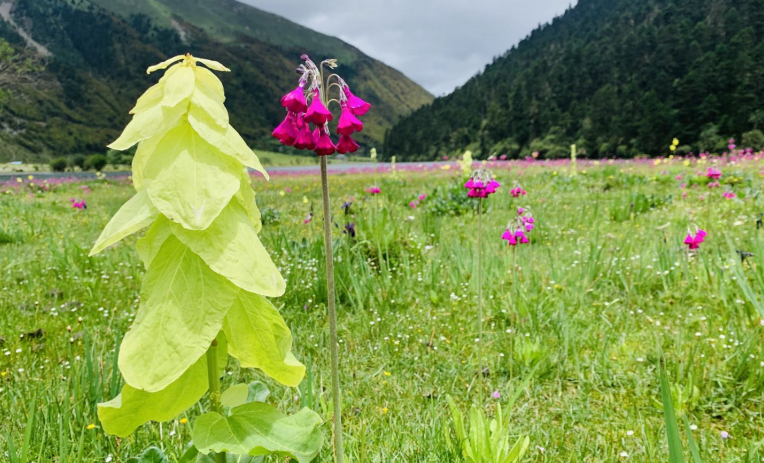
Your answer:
660,360 -> 684,463
683,416 -> 703,463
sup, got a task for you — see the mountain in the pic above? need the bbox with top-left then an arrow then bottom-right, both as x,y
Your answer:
384,0 -> 764,161
0,0 -> 432,162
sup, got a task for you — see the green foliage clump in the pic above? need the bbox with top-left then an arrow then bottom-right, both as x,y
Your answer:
71,154 -> 87,169
85,154 -> 107,171
445,396 -> 529,463
49,157 -> 68,172
742,130 -> 764,151
426,180 -> 477,216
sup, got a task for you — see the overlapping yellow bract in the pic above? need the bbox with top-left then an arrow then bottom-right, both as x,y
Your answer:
91,55 -> 304,438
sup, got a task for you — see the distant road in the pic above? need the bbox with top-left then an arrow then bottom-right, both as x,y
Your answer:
0,162 -> 453,182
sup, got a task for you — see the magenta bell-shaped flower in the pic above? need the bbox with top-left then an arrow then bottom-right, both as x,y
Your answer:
314,126 -> 336,156
272,112 -> 298,146
336,133 -> 359,154
337,105 -> 364,135
515,230 -> 529,244
343,86 -> 371,116
305,89 -> 333,126
502,229 -> 517,245
293,114 -> 316,151
281,82 -> 308,113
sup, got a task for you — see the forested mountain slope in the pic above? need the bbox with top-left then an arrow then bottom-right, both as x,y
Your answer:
384,0 -> 764,160
0,0 -> 432,161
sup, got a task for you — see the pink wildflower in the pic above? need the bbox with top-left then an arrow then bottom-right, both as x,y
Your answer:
706,167 -> 722,180
684,229 -> 706,250
465,169 -> 500,198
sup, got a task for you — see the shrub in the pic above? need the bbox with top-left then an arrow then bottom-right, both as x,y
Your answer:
50,157 -> 68,172
72,155 -> 87,169
742,129 -> 764,150
85,154 -> 107,171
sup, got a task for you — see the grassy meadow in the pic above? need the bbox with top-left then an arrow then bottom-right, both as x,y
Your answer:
2,158 -> 764,462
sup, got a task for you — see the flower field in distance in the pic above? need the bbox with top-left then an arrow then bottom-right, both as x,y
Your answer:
2,155 -> 764,462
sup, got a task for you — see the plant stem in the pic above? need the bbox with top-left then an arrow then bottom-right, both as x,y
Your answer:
320,155 -> 345,463
477,197 -> 484,403
206,339 -> 225,463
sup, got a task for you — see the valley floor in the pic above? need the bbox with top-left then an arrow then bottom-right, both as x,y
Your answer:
1,157 -> 764,462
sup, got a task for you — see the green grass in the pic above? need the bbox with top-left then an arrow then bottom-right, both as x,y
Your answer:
2,160 -> 764,461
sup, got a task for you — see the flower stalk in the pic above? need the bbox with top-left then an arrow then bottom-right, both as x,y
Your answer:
477,196 -> 484,402
320,154 -> 346,463
464,168 -> 500,402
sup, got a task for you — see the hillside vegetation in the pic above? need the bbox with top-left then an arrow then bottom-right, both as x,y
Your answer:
385,0 -> 764,160
0,0 -> 432,162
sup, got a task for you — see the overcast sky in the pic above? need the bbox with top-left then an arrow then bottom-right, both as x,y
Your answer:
240,0 -> 576,96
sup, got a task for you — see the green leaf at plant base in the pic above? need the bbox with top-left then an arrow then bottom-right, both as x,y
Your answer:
221,383 -> 250,408
143,122 -> 244,230
220,382 -> 271,409
98,332 -> 227,437
119,235 -> 238,392
222,291 -> 304,386
247,381 -> 271,403
136,215 -> 172,270
193,403 -> 323,463
187,105 -> 268,179
125,446 -> 168,463
181,445 -> 262,463
171,200 -> 285,297
90,189 -> 157,256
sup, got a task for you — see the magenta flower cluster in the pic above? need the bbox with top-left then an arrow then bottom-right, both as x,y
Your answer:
365,186 -> 382,194
69,198 -> 87,209
409,193 -> 426,208
502,207 -> 535,246
464,169 -> 501,198
706,167 -> 722,180
273,55 -> 371,156
684,229 -> 706,250
510,186 -> 526,198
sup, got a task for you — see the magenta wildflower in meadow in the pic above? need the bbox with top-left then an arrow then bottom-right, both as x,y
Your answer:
69,199 -> 87,210
465,168 -> 500,198
273,55 -> 370,156
684,229 -> 707,250
502,207 -> 534,245
706,167 -> 722,180
723,191 -> 736,199
366,186 -> 381,194
510,186 -> 526,198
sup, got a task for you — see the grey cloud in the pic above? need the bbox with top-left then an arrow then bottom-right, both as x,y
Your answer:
239,0 -> 576,95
